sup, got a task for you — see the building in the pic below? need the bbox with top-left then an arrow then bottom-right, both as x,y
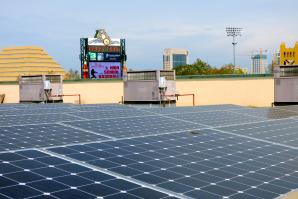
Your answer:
272,51 -> 280,67
0,46 -> 65,82
251,54 -> 267,74
163,48 -> 188,70
280,42 -> 298,65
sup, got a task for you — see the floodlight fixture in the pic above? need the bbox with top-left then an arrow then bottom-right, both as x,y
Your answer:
226,27 -> 243,68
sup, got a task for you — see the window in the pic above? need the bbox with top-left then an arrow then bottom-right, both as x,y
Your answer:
172,54 -> 187,68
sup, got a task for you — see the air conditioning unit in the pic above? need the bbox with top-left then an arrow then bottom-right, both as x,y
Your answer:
19,74 -> 63,103
124,70 -> 176,103
274,65 -> 298,105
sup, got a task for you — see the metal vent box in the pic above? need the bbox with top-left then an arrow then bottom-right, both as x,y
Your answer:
19,75 -> 63,103
124,70 -> 176,103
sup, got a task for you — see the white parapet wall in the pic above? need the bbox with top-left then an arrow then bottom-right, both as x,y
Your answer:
0,77 -> 274,107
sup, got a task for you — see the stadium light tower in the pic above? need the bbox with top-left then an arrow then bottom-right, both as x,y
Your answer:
226,27 -> 243,68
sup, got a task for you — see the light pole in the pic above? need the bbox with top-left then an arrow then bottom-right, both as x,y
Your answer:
226,27 -> 243,69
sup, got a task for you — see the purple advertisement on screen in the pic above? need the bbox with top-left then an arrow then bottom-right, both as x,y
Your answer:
89,62 -> 121,79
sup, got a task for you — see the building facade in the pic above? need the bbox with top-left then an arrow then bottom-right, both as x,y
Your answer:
272,51 -> 280,67
0,46 -> 65,82
163,48 -> 188,70
280,42 -> 298,65
251,54 -> 268,74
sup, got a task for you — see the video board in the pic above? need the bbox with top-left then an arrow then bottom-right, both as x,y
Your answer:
89,62 -> 121,79
80,37 -> 125,79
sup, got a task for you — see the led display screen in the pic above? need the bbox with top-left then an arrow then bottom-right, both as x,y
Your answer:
89,62 -> 121,79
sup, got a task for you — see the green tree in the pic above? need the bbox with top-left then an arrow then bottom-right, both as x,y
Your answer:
174,59 -> 212,75
64,69 -> 81,80
174,59 -> 246,75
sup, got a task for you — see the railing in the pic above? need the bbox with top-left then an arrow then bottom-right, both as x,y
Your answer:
51,94 -> 81,104
161,93 -> 196,106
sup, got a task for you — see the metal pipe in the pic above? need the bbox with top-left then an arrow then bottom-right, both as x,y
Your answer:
161,93 -> 196,106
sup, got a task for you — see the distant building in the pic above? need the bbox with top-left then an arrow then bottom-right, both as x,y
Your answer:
280,42 -> 298,65
163,48 -> 188,70
0,46 -> 65,81
272,51 -> 280,67
251,54 -> 267,74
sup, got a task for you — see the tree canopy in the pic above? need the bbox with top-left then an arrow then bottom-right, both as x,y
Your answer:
174,59 -> 246,75
64,69 -> 81,80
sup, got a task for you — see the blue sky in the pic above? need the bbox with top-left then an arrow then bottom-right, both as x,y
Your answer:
1,0 -> 298,72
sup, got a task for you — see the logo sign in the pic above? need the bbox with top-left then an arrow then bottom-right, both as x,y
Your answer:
95,52 -> 120,62
88,46 -> 120,53
88,38 -> 120,46
105,53 -> 121,62
88,52 -> 97,61
89,62 -> 121,79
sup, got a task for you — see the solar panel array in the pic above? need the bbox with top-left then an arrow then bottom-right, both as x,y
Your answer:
1,103 -> 298,198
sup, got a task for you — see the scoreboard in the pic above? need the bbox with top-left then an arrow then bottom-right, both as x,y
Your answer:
80,36 -> 126,79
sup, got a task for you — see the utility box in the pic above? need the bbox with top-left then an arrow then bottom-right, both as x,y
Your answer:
124,70 -> 176,103
19,75 -> 63,103
274,65 -> 298,105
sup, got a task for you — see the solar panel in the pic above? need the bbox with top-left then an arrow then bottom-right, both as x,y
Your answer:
0,107 -> 78,116
217,118 -> 298,148
70,104 -> 135,112
0,114 -> 83,127
1,103 -> 298,198
0,123 -> 109,151
63,115 -> 205,138
228,107 -> 298,119
0,150 -> 173,199
67,109 -> 156,120
165,110 -> 265,128
141,104 -> 244,115
48,129 -> 298,199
